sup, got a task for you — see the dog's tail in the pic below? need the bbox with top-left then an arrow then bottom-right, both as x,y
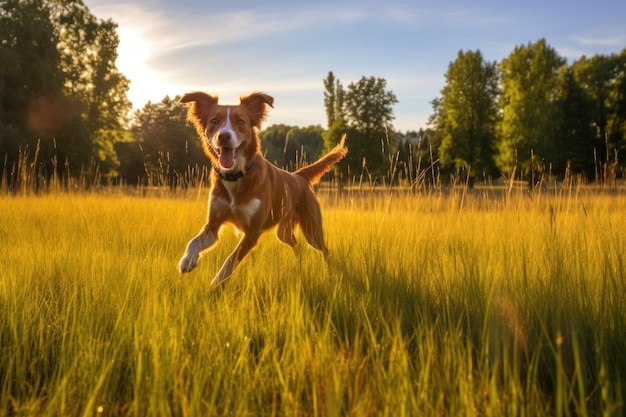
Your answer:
295,134 -> 347,186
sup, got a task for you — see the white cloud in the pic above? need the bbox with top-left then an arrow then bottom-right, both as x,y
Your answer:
577,35 -> 626,47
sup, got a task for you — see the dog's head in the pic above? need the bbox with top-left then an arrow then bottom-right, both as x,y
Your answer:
180,91 -> 274,173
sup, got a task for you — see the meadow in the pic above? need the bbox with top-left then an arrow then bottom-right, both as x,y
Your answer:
1,185 -> 625,416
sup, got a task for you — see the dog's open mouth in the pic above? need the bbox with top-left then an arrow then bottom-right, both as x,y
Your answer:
217,144 -> 244,169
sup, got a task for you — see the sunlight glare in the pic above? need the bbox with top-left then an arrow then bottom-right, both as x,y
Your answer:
115,26 -> 162,109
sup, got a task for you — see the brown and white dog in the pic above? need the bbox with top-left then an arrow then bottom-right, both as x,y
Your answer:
177,91 -> 347,285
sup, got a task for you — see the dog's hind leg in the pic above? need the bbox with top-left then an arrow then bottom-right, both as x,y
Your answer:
277,218 -> 309,269
276,219 -> 297,248
300,197 -> 329,257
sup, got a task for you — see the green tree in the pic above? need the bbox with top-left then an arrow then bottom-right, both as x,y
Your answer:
322,112 -> 353,180
260,124 -> 325,169
344,76 -> 397,134
0,0 -> 87,183
51,0 -> 131,173
323,71 -> 336,128
259,124 -> 294,166
612,50 -> 626,158
285,125 -> 325,168
395,129 -> 439,189
125,96 -> 206,186
0,0 -> 61,116
572,50 -> 626,177
555,67 -> 596,178
427,97 -> 444,156
497,39 -> 566,178
322,72 -> 348,175
323,71 -> 344,128
435,50 -> 499,183
335,75 -> 398,178
0,0 -> 130,185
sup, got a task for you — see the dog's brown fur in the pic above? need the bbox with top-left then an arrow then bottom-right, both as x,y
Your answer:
177,91 -> 347,284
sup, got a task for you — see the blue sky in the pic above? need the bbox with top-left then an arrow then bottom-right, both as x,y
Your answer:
84,0 -> 626,132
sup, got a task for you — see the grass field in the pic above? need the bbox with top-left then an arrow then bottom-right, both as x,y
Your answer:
1,187 -> 625,416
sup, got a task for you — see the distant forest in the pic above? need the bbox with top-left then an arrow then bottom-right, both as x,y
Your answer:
2,0 -> 625,189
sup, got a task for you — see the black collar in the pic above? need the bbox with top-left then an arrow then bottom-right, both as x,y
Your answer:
214,156 -> 257,182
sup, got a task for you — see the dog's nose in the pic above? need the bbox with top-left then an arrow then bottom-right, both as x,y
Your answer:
218,131 -> 232,145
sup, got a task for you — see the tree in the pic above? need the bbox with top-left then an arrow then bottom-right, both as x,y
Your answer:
572,51 -> 626,178
555,67 -> 596,178
0,0 -> 130,186
323,71 -> 337,128
261,124 -> 325,169
345,76 -> 398,178
0,0 -> 87,184
51,0 -> 131,173
285,125 -> 325,168
0,0 -> 62,127
323,71 -> 344,128
125,96 -> 206,186
612,50 -> 626,162
434,50 -> 499,183
259,124 -> 293,166
322,72 -> 348,177
497,39 -> 566,178
324,74 -> 398,179
344,77 -> 397,134
395,129 -> 439,189
322,110 -> 353,179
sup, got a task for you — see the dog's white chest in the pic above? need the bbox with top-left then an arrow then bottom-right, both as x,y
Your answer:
237,198 -> 261,224
210,194 -> 261,227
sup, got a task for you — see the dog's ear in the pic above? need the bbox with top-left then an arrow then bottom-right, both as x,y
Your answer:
240,92 -> 274,128
180,92 -> 219,135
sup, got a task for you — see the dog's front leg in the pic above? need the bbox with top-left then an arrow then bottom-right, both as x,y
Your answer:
211,231 -> 261,285
178,224 -> 218,273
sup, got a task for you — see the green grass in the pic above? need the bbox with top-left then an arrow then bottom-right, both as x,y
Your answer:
1,189 -> 625,416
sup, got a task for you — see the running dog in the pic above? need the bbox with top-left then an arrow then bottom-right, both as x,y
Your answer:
177,91 -> 347,284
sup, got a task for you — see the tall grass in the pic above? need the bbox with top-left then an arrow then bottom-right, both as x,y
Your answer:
1,188 -> 625,416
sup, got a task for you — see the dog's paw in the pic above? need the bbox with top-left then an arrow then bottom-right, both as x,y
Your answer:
177,254 -> 197,273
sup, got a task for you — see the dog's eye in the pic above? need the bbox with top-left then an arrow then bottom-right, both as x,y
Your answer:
210,118 -> 218,125
237,119 -> 245,125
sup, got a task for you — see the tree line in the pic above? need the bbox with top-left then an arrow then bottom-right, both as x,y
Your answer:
431,39 -> 626,186
1,0 -> 130,185
2,0 -> 625,189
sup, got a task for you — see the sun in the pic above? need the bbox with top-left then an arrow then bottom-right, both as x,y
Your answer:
115,26 -> 162,109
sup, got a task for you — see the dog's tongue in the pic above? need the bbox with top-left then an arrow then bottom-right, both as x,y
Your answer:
219,148 -> 235,168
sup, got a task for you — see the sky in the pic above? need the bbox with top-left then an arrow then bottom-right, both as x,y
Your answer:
83,0 -> 626,132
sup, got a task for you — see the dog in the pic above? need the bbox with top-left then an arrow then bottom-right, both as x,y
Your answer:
177,91 -> 347,285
